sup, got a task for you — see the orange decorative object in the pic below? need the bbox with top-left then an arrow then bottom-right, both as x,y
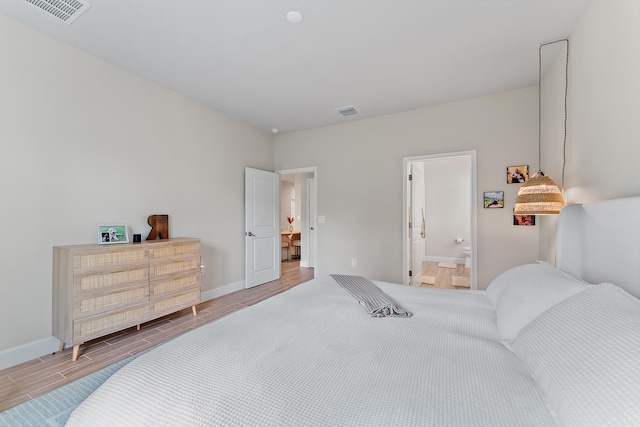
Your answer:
146,214 -> 169,240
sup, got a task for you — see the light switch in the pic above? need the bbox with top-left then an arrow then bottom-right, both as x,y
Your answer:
318,216 -> 325,223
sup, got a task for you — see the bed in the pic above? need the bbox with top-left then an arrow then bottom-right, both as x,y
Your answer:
66,197 -> 640,427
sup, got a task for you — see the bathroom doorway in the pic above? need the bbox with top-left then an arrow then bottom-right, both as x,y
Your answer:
402,151 -> 477,289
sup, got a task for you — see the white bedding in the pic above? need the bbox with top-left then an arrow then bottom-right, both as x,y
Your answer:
66,276 -> 555,427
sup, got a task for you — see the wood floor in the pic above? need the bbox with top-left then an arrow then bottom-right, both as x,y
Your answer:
419,261 -> 471,289
0,261 -> 314,413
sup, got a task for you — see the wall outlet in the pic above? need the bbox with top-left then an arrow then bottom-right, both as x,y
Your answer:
351,258 -> 357,267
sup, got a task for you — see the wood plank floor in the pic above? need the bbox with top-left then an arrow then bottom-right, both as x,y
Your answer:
0,261 -> 314,413
419,261 -> 471,289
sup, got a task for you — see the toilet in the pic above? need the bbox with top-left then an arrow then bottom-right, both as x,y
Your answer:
462,246 -> 471,269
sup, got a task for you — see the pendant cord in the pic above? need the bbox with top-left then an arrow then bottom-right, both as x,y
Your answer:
538,38 -> 569,192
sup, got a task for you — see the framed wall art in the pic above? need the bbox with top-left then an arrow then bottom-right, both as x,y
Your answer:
513,211 -> 536,226
483,191 -> 504,208
97,225 -> 129,244
507,165 -> 529,184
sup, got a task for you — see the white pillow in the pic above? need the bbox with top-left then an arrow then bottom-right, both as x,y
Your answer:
485,262 -> 588,344
512,283 -> 640,427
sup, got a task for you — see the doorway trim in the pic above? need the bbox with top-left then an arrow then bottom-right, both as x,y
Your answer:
402,151 -> 477,289
276,166 -> 318,279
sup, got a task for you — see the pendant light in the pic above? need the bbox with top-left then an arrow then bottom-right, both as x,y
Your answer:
514,39 -> 569,215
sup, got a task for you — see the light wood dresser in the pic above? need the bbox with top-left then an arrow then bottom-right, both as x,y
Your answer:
53,238 -> 201,361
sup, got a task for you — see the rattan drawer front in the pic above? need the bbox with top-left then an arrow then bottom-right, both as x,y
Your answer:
75,266 -> 148,293
54,238 -> 201,359
73,304 -> 148,343
150,273 -> 200,298
150,289 -> 200,319
73,247 -> 148,270
74,284 -> 149,318
149,257 -> 200,280
149,241 -> 200,260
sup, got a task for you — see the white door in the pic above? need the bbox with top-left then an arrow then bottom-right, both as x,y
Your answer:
307,178 -> 316,268
409,162 -> 425,286
245,167 -> 280,288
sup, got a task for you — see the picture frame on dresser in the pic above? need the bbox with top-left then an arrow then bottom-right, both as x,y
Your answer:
97,225 -> 129,244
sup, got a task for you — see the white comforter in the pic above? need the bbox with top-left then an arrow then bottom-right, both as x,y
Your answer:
66,276 -> 554,426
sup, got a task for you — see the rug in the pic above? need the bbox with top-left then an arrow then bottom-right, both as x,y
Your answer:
452,276 -> 471,288
421,276 -> 436,286
0,352 -> 143,427
437,262 -> 458,269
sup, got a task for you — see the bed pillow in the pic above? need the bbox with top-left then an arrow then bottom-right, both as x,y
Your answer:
485,262 -> 551,307
512,283 -> 640,426
485,262 -> 588,344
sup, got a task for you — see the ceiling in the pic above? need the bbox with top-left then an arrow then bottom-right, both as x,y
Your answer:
0,0 -> 590,134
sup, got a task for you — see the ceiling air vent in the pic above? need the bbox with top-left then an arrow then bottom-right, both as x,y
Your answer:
23,0 -> 91,25
335,105 -> 359,117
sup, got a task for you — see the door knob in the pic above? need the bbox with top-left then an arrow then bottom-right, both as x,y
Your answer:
246,231 -> 255,237
310,227 -> 315,230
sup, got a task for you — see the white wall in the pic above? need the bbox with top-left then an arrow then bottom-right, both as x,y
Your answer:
280,179 -> 295,229
274,88 -> 540,288
0,17 -> 273,358
538,0 -> 640,262
423,156 -> 471,260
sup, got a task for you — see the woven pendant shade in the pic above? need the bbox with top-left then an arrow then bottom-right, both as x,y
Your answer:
514,171 -> 565,215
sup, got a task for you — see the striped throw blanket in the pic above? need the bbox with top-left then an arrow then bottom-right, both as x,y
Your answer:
331,274 -> 412,318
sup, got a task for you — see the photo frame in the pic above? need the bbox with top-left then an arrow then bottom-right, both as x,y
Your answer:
513,210 -> 536,226
483,191 -> 504,208
507,165 -> 529,184
98,225 -> 129,244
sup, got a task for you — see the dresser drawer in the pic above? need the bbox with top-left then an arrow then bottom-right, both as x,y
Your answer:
75,266 -> 148,293
149,256 -> 200,280
73,303 -> 148,343
74,284 -> 149,318
73,247 -> 148,271
149,241 -> 200,261
150,272 -> 200,298
149,289 -> 200,319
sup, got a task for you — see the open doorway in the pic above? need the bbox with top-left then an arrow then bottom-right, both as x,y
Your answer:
402,151 -> 477,289
277,167 -> 317,279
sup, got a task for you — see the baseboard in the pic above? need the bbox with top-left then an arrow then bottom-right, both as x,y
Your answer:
200,280 -> 245,302
424,256 -> 465,265
0,281 -> 247,371
0,336 -> 61,371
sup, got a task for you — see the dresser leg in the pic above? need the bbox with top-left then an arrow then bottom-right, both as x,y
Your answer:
192,305 -> 197,316
137,324 -> 141,331
72,345 -> 80,361
58,340 -> 64,353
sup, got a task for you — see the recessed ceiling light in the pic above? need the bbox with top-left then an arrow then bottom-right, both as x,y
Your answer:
286,11 -> 303,24
271,128 -> 280,134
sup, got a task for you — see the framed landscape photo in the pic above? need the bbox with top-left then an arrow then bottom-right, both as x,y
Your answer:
97,225 -> 129,244
507,165 -> 529,184
483,191 -> 504,208
513,211 -> 536,226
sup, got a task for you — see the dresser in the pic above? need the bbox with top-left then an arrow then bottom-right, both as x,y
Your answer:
53,238 -> 201,361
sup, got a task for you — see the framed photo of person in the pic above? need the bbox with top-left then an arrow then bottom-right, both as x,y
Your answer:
513,211 -> 536,226
507,165 -> 529,184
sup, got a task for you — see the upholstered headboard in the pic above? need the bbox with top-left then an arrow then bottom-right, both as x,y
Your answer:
556,196 -> 640,298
